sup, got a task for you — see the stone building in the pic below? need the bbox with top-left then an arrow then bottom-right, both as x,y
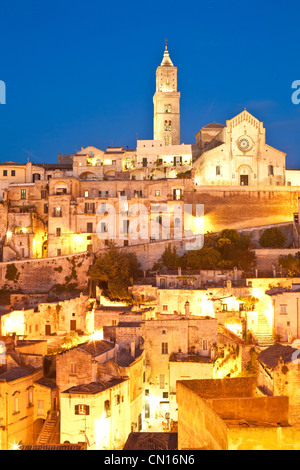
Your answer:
266,288 -> 300,342
60,377 -> 131,450
257,343 -> 300,425
193,109 -> 286,187
142,316 -> 218,424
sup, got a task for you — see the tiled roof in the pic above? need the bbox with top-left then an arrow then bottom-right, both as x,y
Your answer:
21,443 -> 87,450
62,378 -> 126,394
77,340 -> 114,357
202,122 -> 225,129
0,367 -> 40,382
258,343 -> 297,368
123,432 -> 178,450
34,377 -> 57,389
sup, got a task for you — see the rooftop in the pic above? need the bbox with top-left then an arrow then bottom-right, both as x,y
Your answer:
0,367 -> 41,382
62,378 -> 126,394
77,340 -> 115,357
258,343 -> 297,368
123,432 -> 178,450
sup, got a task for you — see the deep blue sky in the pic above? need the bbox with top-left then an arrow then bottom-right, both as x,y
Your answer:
0,0 -> 300,167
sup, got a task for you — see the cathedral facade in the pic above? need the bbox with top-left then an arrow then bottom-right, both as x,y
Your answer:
193,110 -> 286,187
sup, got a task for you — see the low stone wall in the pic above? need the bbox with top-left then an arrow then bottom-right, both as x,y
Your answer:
0,252 -> 93,293
254,248 -> 300,270
177,377 -> 257,400
206,395 -> 289,425
177,381 -> 228,450
228,426 -> 300,450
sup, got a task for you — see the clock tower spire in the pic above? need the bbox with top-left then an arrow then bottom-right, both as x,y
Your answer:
153,42 -> 180,145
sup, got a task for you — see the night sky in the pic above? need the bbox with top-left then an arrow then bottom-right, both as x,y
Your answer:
0,0 -> 300,167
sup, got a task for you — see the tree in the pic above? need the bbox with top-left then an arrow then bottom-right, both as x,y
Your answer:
279,252 -> 300,276
259,227 -> 286,248
88,242 -> 141,303
182,247 -> 222,270
153,244 -> 180,270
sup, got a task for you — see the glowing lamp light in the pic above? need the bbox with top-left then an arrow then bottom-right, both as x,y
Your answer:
10,442 -> 20,450
92,329 -> 103,341
6,231 -> 12,238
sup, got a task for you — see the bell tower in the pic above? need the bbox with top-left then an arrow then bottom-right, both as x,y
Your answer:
153,41 -> 180,145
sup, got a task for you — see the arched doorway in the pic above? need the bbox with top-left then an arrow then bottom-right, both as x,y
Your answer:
238,165 -> 252,186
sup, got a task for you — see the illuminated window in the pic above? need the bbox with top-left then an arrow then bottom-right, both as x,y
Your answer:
27,387 -> 33,407
13,392 -> 20,414
75,404 -> 90,415
104,400 -> 111,417
21,189 -> 26,200
280,304 -> 287,315
53,207 -> 62,217
173,189 -> 182,201
155,190 -> 160,196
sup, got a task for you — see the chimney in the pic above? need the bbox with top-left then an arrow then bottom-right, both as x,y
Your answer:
92,360 -> 98,382
131,340 -> 136,358
115,342 -> 119,360
185,301 -> 190,318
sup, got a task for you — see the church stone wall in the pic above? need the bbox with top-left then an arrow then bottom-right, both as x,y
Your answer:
184,187 -> 300,233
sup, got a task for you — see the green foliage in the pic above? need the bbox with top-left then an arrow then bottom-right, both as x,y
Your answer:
279,252 -> 300,277
259,227 -> 286,248
153,244 -> 180,270
88,241 -> 141,303
153,229 -> 256,271
181,247 -> 222,270
5,264 -> 19,281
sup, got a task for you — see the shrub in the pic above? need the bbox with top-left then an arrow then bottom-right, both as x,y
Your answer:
259,227 -> 286,248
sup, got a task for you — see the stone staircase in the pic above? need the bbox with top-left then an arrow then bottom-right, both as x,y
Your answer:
36,411 -> 60,445
255,312 -> 274,348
